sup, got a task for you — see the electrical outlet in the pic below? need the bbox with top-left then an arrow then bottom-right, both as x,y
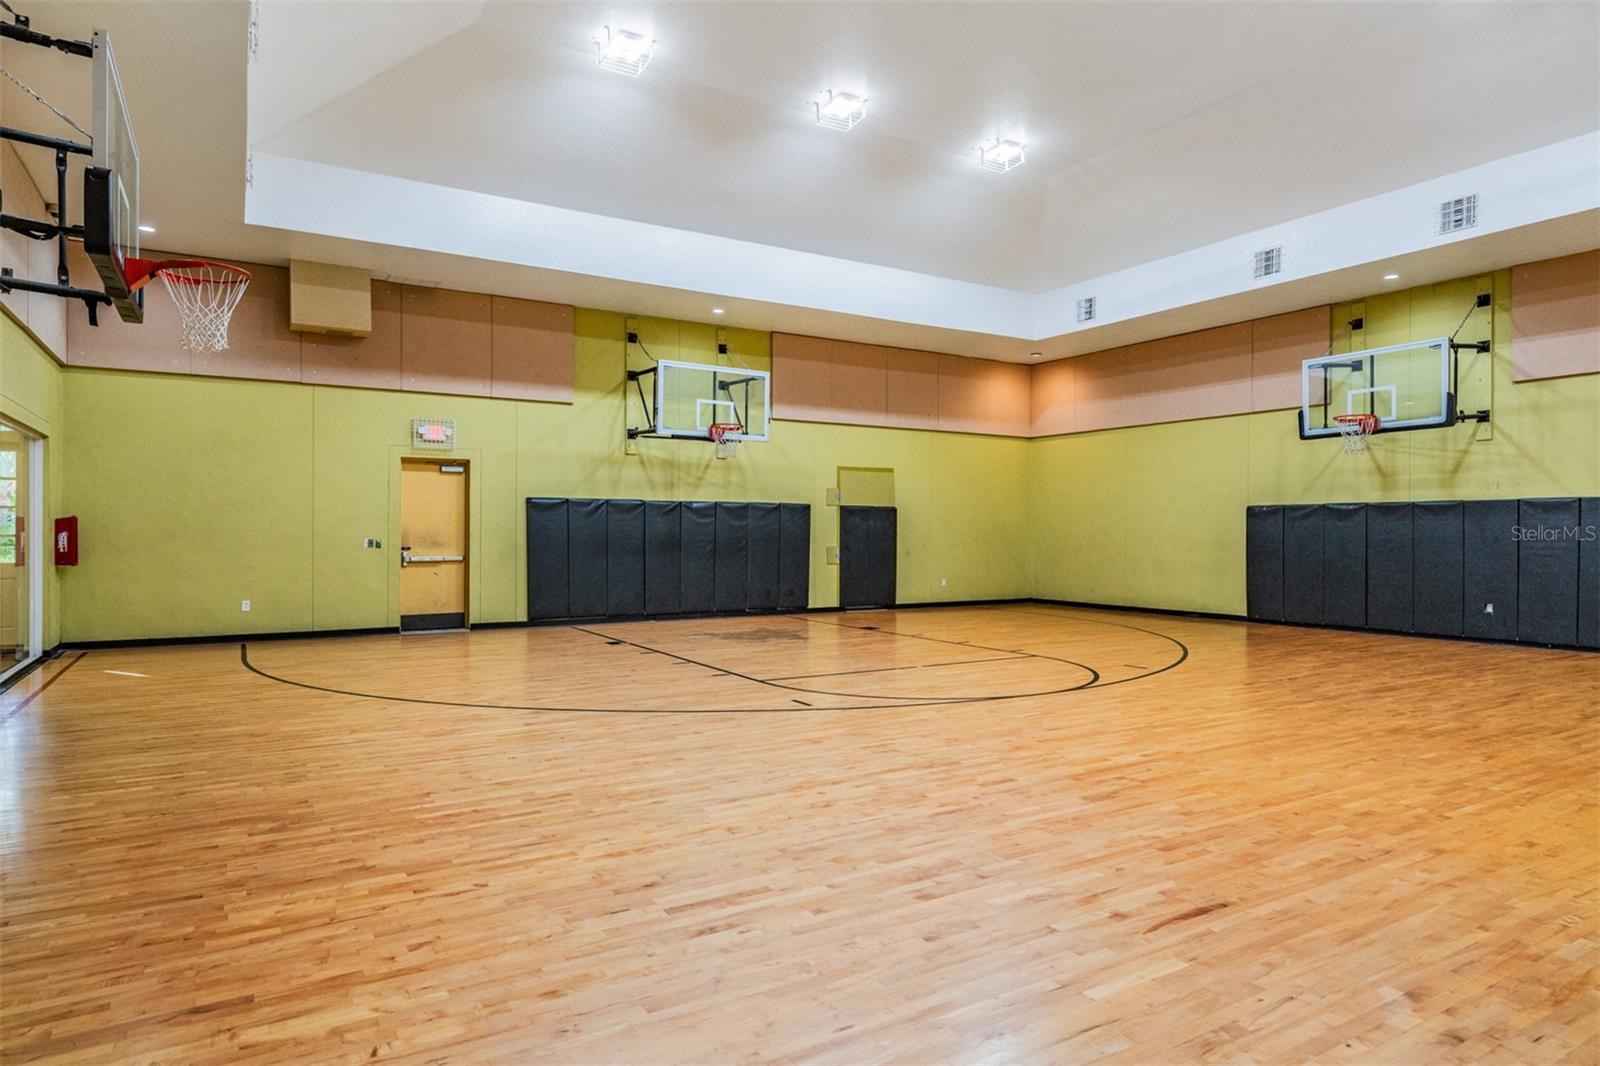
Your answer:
940,577 -> 948,587
625,438 -> 639,456
241,600 -> 252,612
362,537 -> 383,549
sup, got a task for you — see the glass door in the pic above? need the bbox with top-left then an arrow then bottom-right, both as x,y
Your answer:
0,422 -> 40,683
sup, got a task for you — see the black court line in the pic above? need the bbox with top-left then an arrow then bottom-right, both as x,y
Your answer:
1,652 -> 87,726
800,606 -> 1189,690
235,608 -> 1210,714
762,654 -> 1030,681
572,625 -> 1099,702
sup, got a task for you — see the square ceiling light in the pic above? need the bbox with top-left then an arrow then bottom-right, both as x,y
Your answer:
815,91 -> 867,131
596,27 -> 653,76
979,138 -> 1026,173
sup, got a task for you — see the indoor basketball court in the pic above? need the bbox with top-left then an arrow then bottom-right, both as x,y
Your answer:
1,3 -> 1597,1064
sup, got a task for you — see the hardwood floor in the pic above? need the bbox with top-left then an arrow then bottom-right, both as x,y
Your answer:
2,605 -> 1596,1064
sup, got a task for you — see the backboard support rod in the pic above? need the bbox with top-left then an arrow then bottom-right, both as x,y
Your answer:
0,12 -> 93,59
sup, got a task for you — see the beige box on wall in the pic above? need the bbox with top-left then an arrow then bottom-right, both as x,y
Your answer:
289,260 -> 372,337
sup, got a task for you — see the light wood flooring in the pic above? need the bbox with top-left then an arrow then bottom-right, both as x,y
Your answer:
2,605 -> 1596,1064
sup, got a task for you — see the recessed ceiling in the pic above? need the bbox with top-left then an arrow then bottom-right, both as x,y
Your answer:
2,1 -> 1598,362
252,1 -> 1599,291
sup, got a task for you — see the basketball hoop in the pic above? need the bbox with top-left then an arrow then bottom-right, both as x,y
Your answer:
126,258 -> 252,352
1333,413 -> 1379,454
708,422 -> 743,460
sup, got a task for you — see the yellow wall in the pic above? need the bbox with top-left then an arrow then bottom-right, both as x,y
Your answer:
59,309 -> 1031,642
1028,269 -> 1600,614
0,311 -> 66,648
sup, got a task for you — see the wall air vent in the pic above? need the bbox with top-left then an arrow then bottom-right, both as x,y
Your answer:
1439,194 -> 1478,233
1076,297 -> 1096,323
1253,246 -> 1283,279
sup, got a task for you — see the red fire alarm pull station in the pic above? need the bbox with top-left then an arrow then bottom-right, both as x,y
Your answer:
54,516 -> 79,566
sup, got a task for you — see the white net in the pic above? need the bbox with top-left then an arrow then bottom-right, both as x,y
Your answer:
157,262 -> 251,352
1335,415 -> 1378,454
709,423 -> 742,461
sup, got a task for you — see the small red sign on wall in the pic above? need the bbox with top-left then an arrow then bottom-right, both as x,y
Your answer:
54,516 -> 78,566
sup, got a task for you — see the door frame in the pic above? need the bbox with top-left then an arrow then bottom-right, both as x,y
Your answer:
397,455 -> 471,633
1,431 -> 45,686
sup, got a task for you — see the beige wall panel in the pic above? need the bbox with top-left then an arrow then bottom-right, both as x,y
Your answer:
301,281 -> 404,390
1030,358 -> 1078,437
65,244 -> 190,375
1,146 -> 37,330
401,286 -> 492,397
771,333 -> 833,421
881,345 -> 940,429
937,354 -> 989,434
1252,306 -> 1330,411
1512,251 -> 1600,382
190,263 -> 302,383
829,340 -> 888,422
490,296 -> 574,403
986,360 -> 1033,436
1075,324 -> 1252,431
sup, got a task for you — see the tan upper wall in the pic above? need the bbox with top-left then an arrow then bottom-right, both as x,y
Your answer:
33,233 -> 1600,435
1511,250 -> 1600,382
773,333 -> 1032,437
63,249 -> 576,403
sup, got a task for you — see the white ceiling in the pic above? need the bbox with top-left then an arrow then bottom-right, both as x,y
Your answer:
2,1 -> 1598,361
253,1 -> 1600,291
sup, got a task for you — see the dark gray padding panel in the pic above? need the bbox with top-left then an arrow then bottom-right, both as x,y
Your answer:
1365,503 -> 1413,633
643,501 -> 682,616
1322,504 -> 1367,628
679,502 -> 717,613
839,506 -> 897,608
778,503 -> 810,610
714,503 -> 751,612
1282,505 -> 1324,625
1463,499 -> 1518,641
567,498 -> 609,618
526,498 -> 569,621
1413,501 -> 1464,637
1517,497 -> 1579,646
1245,506 -> 1284,621
605,499 -> 645,617
747,503 -> 781,612
1581,498 -> 1600,649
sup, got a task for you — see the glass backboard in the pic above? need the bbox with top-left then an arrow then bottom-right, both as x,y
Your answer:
654,360 -> 771,441
84,29 -> 142,322
1300,337 -> 1453,439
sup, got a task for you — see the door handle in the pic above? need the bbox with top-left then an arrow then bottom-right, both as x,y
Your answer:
401,550 -> 463,566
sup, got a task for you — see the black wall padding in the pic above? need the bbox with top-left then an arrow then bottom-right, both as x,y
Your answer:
1579,498 -> 1600,649
714,503 -> 751,611
1413,502 -> 1464,637
679,502 -> 718,614
1463,499 -> 1518,641
1322,504 -> 1367,628
1245,506 -> 1284,622
526,498 -> 570,620
1365,503 -> 1414,634
605,500 -> 646,617
778,504 -> 811,610
747,503 -> 782,611
1518,498 -> 1579,646
567,499 -> 610,618
643,501 -> 682,616
1282,505 -> 1324,625
839,506 -> 898,608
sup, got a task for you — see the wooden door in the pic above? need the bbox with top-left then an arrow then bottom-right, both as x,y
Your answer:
400,459 -> 468,631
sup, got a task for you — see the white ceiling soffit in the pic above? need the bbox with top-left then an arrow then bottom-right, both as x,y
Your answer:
246,132 -> 1600,359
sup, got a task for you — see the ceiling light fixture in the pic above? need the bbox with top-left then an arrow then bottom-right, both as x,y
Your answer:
1030,352 -> 1042,359
595,26 -> 653,77
1383,273 -> 1400,281
979,138 -> 1026,173
711,308 -> 725,315
138,224 -> 156,234
815,90 -> 867,131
